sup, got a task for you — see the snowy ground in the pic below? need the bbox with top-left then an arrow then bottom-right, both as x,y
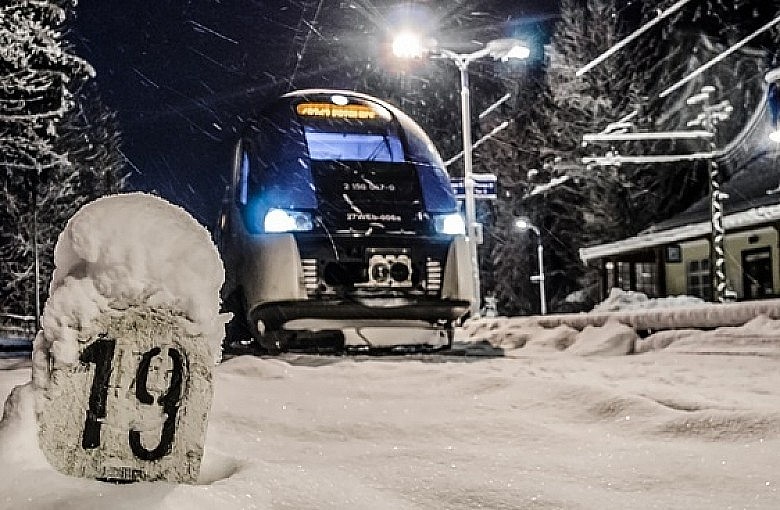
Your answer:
1,322 -> 779,510
4,195 -> 777,508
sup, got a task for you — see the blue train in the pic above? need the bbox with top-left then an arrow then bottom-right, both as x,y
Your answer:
216,89 -> 473,352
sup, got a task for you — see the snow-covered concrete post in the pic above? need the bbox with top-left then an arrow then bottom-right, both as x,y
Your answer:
33,193 -> 228,483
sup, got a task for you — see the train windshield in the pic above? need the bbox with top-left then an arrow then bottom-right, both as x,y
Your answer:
296,101 -> 405,163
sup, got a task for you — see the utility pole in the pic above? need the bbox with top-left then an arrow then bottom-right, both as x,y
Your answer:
582,86 -> 733,303
685,86 -> 733,302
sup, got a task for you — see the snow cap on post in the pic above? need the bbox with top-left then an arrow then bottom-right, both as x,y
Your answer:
33,192 -> 228,483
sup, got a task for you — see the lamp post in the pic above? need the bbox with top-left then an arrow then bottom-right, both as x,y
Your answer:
515,217 -> 547,315
392,34 -> 530,315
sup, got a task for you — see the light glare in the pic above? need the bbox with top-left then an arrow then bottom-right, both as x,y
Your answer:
264,208 -> 296,232
392,32 -> 424,59
503,45 -> 531,61
770,129 -> 780,143
264,208 -> 313,233
435,213 -> 466,235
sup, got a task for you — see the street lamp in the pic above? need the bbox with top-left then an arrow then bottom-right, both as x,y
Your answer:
515,217 -> 547,315
391,31 -> 425,59
392,34 -> 530,315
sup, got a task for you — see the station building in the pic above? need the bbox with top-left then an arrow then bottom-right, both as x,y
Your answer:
580,75 -> 780,302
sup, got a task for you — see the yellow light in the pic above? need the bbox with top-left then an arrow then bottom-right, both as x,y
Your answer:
296,102 -> 386,120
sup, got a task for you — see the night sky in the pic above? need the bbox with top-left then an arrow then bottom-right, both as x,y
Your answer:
71,1 -> 559,229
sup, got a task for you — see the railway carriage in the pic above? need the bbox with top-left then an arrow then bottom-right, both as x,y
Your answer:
216,89 -> 473,352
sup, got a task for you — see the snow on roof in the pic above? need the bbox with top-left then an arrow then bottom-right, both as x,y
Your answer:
579,203 -> 780,263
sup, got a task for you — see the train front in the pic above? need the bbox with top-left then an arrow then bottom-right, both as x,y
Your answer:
221,90 -> 473,351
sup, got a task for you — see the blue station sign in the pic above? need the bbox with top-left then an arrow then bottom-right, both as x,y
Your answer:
450,173 -> 498,200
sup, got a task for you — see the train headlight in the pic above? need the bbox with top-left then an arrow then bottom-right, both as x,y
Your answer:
433,213 -> 466,235
263,208 -> 314,233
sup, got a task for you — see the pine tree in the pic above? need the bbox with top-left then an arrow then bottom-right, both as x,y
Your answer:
488,0 -> 645,315
489,0 -> 780,315
0,0 -> 105,317
623,0 -> 776,228
32,82 -> 127,299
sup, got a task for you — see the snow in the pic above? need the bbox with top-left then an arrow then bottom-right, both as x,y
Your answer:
2,193 -> 779,507
1,311 -> 780,508
592,288 -> 705,312
526,175 -> 571,197
473,294 -> 780,334
36,192 -> 228,370
1,327 -> 780,508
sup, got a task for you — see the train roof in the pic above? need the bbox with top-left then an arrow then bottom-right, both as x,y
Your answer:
279,89 -> 415,124
281,88 -> 396,108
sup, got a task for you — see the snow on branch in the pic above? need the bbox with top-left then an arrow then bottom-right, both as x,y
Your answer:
659,13 -> 780,98
525,175 -> 572,198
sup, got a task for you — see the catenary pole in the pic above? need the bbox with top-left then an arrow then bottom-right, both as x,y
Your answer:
582,87 -> 733,302
687,88 -> 731,302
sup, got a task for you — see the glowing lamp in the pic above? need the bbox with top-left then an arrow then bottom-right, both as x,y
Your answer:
392,31 -> 424,59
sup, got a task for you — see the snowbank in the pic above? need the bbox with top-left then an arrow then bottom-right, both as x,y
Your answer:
592,288 -> 705,312
566,320 -> 636,356
464,295 -> 780,356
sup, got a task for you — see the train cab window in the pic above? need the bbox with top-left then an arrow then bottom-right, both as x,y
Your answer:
296,101 -> 405,163
303,130 -> 404,162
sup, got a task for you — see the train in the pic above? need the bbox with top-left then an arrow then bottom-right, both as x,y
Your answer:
216,89 -> 473,352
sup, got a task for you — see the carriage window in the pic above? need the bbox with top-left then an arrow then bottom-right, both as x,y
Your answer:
238,151 -> 249,205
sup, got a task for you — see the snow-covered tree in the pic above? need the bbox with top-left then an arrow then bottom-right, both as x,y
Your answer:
31,82 -> 127,297
489,0 -> 780,315
489,0 -> 645,315
628,0 -> 776,215
0,0 -> 115,317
